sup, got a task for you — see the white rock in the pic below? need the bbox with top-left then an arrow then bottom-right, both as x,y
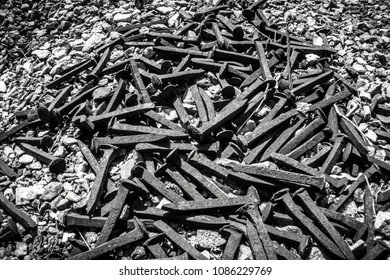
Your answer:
62,232 -> 76,243
296,102 -> 311,113
366,65 -> 376,72
359,91 -> 371,101
156,6 -> 174,14
19,154 -> 34,165
56,198 -> 71,210
32,49 -> 51,60
52,47 -> 68,59
156,198 -> 171,209
113,13 -> 133,22
252,161 -> 279,170
375,210 -> 390,229
374,149 -> 386,161
2,146 -> 14,158
121,157 -> 136,179
41,182 -> 63,201
63,182 -> 73,192
53,146 -> 67,158
307,16 -> 316,27
337,49 -> 346,56
168,12 -> 180,27
14,242 -> 28,257
29,162 -> 42,170
0,80 -> 6,93
352,63 -> 365,73
365,130 -> 377,143
305,54 -> 320,64
161,108 -> 178,121
61,136 -> 78,146
84,231 -> 98,244
208,85 -> 221,96
3,188 -> 14,202
65,191 -> 81,202
15,186 -> 44,205
238,245 -> 253,260
82,33 -> 106,52
356,57 -> 367,65
362,105 -> 371,120
193,230 -> 226,250
312,34 -> 323,46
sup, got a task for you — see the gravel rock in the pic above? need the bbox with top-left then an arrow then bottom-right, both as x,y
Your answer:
31,50 -> 51,60
56,198 -> 71,210
0,80 -> 7,93
189,230 -> 226,250
14,242 -> 28,258
156,7 -> 174,14
93,87 -> 112,100
41,182 -> 63,201
18,154 -> 34,165
82,33 -> 106,52
375,210 -> 390,238
113,13 -> 133,22
65,191 -> 82,203
29,162 -> 43,170
15,186 -> 44,206
352,63 -> 366,73
84,231 -> 98,244
308,245 -> 326,260
237,245 -> 253,260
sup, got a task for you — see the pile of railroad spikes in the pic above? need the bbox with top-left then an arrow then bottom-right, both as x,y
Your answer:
1,0 -> 390,260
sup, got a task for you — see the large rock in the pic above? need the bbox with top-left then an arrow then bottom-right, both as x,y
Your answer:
15,186 -> 44,206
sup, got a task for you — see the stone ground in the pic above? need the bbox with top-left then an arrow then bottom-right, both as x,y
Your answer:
0,0 -> 390,259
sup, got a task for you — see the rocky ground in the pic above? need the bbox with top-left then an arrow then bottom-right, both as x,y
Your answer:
0,0 -> 390,260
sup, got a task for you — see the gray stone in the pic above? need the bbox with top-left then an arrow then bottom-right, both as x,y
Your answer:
2,146 -> 14,158
237,244 -> 253,260
14,242 -> 28,258
82,33 -> 106,52
73,197 -> 87,210
41,182 -> 63,201
352,63 -> 366,73
308,245 -> 326,260
32,50 -> 51,60
65,191 -> 82,203
19,154 -> 34,165
156,7 -> 174,14
375,210 -> 390,238
56,198 -> 71,210
92,86 -> 111,100
113,13 -> 133,22
52,47 -> 68,59
29,162 -> 42,170
15,186 -> 44,205
84,231 -> 98,244
189,230 -> 226,250
62,136 -> 78,147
